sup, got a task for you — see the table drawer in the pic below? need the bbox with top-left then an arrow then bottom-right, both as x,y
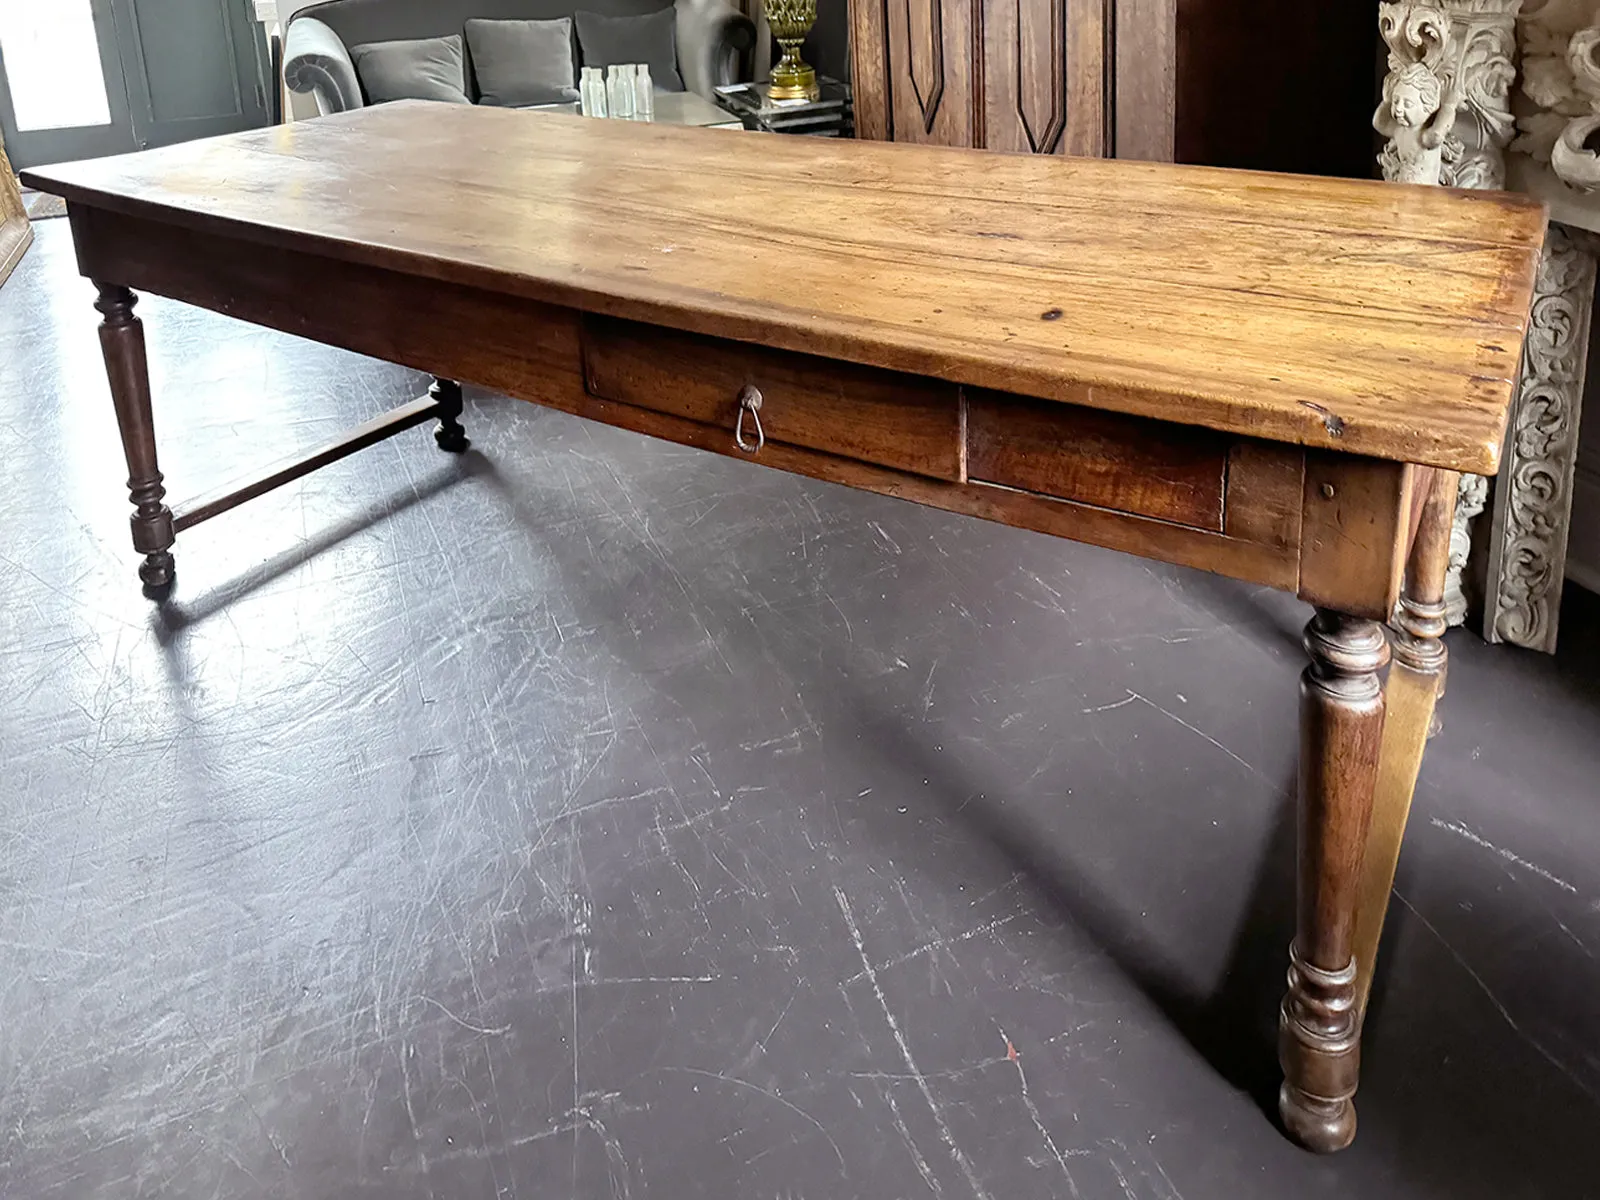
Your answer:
967,389 -> 1230,531
582,317 -> 965,481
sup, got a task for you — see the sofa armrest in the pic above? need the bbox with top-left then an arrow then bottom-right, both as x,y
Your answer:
674,0 -> 756,99
284,16 -> 365,116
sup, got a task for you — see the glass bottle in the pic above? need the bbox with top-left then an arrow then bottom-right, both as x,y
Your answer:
607,65 -> 634,119
580,66 -> 606,117
633,64 -> 654,120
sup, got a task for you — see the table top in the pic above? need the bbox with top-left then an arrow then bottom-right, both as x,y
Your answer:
526,91 -> 742,129
24,101 -> 1546,473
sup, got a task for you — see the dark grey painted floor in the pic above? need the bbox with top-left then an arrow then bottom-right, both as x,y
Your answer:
2,220 -> 1598,1199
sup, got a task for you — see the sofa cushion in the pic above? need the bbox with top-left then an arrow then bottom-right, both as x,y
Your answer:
349,34 -> 472,104
574,9 -> 684,91
466,17 -> 579,106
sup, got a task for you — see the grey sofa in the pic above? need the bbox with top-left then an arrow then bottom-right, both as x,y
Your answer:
285,0 -> 755,114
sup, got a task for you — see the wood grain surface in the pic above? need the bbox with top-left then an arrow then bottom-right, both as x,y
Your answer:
966,388 -> 1228,529
1114,0 -> 1176,161
25,102 -> 1545,473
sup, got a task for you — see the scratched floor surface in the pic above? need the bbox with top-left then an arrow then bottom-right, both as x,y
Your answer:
2,220 -> 1599,1199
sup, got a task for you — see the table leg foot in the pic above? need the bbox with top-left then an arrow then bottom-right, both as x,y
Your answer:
1279,948 -> 1360,1152
1279,1086 -> 1356,1154
95,284 -> 176,595
431,378 -> 469,452
1279,608 -> 1387,1153
139,550 -> 176,594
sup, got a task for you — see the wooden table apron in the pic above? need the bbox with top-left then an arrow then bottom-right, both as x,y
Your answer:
28,107 -> 1544,1156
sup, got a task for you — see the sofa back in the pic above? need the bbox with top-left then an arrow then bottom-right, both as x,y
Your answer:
292,0 -> 674,47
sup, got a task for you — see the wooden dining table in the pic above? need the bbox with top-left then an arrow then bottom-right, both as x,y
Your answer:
21,101 -> 1546,1153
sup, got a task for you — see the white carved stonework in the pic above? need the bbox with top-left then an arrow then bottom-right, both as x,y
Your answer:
1377,4 -> 1454,183
1484,225 -> 1596,649
1377,0 -> 1522,628
1513,0 -> 1600,191
1446,473 -> 1491,624
1480,0 -> 1600,650
1377,0 -> 1521,187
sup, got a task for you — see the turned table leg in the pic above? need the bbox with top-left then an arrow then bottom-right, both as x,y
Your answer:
1350,468 -> 1459,1017
430,377 -> 469,452
95,284 -> 176,593
1279,609 -> 1388,1152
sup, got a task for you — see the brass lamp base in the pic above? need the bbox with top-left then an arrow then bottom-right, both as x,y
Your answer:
769,59 -> 820,102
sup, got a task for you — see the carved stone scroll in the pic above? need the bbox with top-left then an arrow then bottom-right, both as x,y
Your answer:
1447,472 -> 1491,624
1483,224 -> 1596,649
1513,0 -> 1600,192
1468,0 -> 1600,650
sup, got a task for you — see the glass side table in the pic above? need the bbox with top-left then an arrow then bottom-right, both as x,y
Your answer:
713,77 -> 853,137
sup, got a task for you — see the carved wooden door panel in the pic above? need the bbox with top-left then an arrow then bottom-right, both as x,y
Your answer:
851,0 -> 1376,169
980,0 -> 1106,156
850,0 -> 1112,155
882,0 -> 976,146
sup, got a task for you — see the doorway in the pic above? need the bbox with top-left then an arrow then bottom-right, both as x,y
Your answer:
0,0 -> 271,171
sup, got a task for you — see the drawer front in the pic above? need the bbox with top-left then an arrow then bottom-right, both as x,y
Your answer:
967,390 -> 1230,531
583,317 -> 964,481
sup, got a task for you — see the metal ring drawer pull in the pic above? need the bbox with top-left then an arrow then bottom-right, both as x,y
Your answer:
735,384 -> 764,453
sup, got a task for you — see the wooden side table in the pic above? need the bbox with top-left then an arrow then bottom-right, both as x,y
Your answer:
0,129 -> 34,289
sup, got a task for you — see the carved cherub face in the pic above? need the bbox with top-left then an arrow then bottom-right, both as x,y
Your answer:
1390,64 -> 1443,129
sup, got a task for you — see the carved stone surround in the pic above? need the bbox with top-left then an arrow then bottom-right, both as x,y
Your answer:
1486,223 -> 1594,649
1377,0 -> 1598,651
